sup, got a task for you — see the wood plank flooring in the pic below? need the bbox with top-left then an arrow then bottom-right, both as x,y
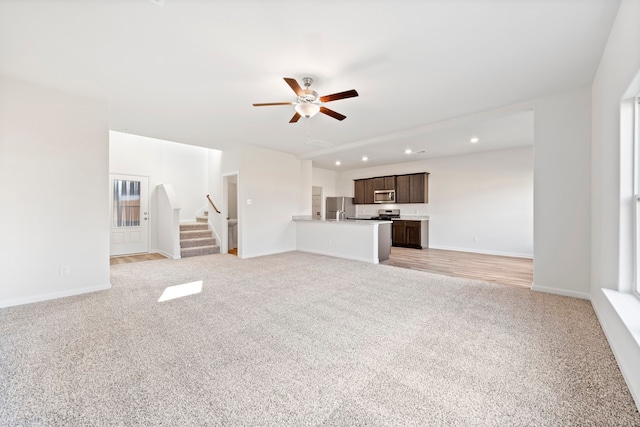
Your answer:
110,253 -> 167,265
382,247 -> 533,288
110,248 -> 531,288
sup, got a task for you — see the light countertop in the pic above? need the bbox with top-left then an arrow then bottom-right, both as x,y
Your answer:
395,216 -> 430,221
292,216 -> 392,225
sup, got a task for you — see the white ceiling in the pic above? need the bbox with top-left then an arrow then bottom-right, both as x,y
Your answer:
0,0 -> 619,170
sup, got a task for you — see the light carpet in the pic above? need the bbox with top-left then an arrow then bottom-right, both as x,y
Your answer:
1,251 -> 639,426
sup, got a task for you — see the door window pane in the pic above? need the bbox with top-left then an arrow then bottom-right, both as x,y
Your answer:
113,179 -> 141,227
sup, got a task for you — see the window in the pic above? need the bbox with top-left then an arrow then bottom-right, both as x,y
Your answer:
112,179 -> 141,227
635,95 -> 640,297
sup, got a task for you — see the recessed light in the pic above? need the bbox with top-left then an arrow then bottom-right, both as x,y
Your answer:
335,161 -> 341,166
362,156 -> 368,161
405,149 -> 412,154
470,137 -> 479,143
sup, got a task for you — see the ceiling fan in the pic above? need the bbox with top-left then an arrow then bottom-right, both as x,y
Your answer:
253,77 -> 359,123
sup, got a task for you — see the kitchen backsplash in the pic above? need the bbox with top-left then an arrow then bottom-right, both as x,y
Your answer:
356,204 -> 430,216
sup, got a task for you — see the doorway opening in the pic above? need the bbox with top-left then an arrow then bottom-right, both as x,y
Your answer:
224,173 -> 239,256
312,186 -> 323,219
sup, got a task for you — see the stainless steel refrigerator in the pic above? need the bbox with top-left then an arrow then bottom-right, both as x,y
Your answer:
325,197 -> 355,220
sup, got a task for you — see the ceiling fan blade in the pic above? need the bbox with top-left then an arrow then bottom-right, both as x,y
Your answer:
320,89 -> 359,103
289,112 -> 301,123
252,102 -> 292,107
320,107 -> 346,121
284,78 -> 304,96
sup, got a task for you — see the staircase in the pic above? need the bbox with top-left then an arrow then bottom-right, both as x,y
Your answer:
179,214 -> 220,258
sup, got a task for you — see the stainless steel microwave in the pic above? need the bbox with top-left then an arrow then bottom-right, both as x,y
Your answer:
374,189 -> 395,203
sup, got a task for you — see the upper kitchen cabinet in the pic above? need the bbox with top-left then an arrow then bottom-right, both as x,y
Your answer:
353,173 -> 428,204
383,176 -> 396,190
372,177 -> 385,191
396,172 -> 429,204
364,179 -> 374,204
354,179 -> 366,204
396,175 -> 410,203
370,176 -> 395,191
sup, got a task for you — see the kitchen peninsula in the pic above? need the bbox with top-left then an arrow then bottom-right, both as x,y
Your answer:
293,217 -> 392,264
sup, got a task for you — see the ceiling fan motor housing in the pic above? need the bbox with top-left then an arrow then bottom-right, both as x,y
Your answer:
297,78 -> 320,117
298,90 -> 319,104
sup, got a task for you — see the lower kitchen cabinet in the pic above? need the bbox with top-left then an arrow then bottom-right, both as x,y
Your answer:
392,219 -> 429,249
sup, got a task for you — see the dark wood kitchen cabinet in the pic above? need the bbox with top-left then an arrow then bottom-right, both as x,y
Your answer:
396,173 -> 429,204
396,175 -> 410,203
354,179 -> 366,204
354,173 -> 426,205
392,221 -> 405,246
364,179 -> 374,204
354,178 -> 376,204
384,176 -> 396,190
372,177 -> 385,191
405,221 -> 422,247
392,219 -> 429,249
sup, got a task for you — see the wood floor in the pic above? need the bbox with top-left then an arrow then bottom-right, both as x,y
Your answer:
110,253 -> 167,265
110,248 -> 532,288
382,247 -> 533,288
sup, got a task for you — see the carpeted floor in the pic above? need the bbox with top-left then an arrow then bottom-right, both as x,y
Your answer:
1,252 -> 638,426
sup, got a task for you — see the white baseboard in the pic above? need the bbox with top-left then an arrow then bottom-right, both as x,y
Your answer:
155,249 -> 180,260
296,248 -> 378,264
240,247 -> 298,260
427,245 -> 533,259
0,283 -> 112,308
530,283 -> 591,300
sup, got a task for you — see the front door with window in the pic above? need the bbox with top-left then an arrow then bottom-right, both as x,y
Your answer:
110,174 -> 149,256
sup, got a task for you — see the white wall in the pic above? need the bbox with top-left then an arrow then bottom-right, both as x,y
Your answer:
299,160 -> 313,215
335,146 -> 534,257
109,131 -> 215,251
312,167 -> 338,196
312,167 -> 338,220
532,87 -> 592,298
207,149 -> 224,243
233,145 -> 301,258
590,0 -> 640,409
0,76 -> 110,307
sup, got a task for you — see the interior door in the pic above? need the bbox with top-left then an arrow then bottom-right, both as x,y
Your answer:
110,174 -> 149,256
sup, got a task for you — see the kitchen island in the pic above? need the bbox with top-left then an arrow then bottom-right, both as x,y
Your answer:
293,216 -> 392,264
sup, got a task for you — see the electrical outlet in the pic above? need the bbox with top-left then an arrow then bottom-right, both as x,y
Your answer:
59,265 -> 70,275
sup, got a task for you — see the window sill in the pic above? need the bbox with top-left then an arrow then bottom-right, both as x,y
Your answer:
602,288 -> 640,348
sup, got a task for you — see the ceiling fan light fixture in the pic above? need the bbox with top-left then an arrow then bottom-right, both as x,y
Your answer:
294,102 -> 320,118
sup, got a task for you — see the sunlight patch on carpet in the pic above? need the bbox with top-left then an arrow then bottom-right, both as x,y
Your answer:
158,280 -> 203,302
